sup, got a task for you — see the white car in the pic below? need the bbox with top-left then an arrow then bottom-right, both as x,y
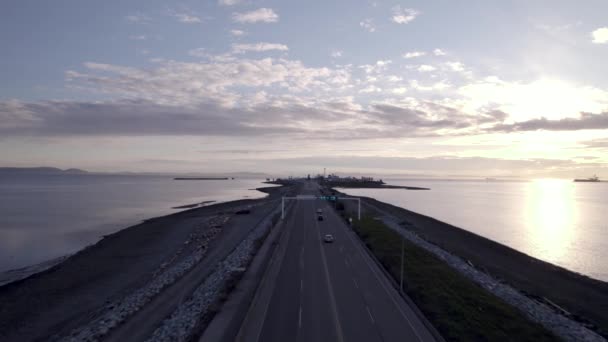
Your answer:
323,234 -> 334,243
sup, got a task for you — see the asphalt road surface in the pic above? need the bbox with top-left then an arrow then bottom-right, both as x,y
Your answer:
238,181 -> 437,342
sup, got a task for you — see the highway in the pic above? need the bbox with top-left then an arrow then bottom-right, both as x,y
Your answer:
237,181 -> 437,342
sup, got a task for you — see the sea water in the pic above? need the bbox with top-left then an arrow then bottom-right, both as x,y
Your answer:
0,174 -> 270,273
340,179 -> 608,282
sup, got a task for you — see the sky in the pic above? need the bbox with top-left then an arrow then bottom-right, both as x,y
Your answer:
1,0 -> 608,178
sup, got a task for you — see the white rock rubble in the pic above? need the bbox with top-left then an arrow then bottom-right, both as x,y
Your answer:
379,215 -> 605,342
146,207 -> 281,342
59,217 -> 225,342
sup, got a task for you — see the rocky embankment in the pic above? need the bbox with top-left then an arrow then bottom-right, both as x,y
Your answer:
59,215 -> 229,341
147,205 -> 282,341
0,184 -> 292,342
59,203 -> 283,342
368,202 -> 606,342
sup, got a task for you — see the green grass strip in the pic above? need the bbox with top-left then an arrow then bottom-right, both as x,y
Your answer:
353,216 -> 558,341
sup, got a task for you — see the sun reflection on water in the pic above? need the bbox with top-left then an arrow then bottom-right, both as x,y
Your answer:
524,179 -> 577,264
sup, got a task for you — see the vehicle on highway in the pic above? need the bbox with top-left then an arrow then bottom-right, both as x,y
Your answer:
317,214 -> 324,221
323,234 -> 334,243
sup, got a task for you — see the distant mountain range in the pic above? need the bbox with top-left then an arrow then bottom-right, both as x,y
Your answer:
0,167 -> 273,178
0,167 -> 89,175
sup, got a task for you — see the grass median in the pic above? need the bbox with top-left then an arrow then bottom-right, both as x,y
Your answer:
351,215 -> 557,341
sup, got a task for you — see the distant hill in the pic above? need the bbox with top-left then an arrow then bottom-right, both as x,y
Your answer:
0,167 -> 88,175
0,167 -> 274,178
110,171 -> 272,178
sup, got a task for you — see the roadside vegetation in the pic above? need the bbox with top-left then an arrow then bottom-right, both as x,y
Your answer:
349,214 -> 557,341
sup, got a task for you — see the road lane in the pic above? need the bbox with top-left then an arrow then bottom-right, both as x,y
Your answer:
238,182 -> 437,342
255,200 -> 302,341
316,202 -> 383,342
257,198 -> 338,342
300,199 -> 340,342
319,199 -> 436,342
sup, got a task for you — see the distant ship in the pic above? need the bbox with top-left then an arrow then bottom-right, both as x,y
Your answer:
573,175 -> 600,182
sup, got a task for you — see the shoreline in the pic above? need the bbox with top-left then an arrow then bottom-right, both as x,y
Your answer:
335,184 -> 430,190
1,182 -> 606,340
331,189 -> 608,337
0,185 -> 280,288
0,184 -> 290,341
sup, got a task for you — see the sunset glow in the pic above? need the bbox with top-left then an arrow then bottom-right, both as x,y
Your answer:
0,1 -> 607,177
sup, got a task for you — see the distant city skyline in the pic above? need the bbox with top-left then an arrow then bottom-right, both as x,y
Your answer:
1,0 -> 607,178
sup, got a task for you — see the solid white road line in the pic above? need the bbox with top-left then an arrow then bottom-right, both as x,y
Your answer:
338,209 -> 425,342
298,306 -> 302,329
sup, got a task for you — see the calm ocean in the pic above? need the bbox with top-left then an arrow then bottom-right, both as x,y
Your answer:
0,174 -> 270,273
340,179 -> 608,282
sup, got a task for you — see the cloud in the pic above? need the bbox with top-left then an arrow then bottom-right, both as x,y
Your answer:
0,74 -> 504,141
417,65 -> 436,72
198,149 -> 292,154
359,85 -> 382,93
591,27 -> 608,44
409,80 -> 450,91
536,22 -> 580,35
233,8 -> 278,23
359,60 -> 391,74
331,50 -> 343,58
403,51 -> 426,59
232,43 -> 288,54
459,78 -> 608,122
65,58 -> 348,108
443,61 -> 473,78
218,0 -> 241,6
489,112 -> 608,132
445,62 -> 465,72
359,19 -> 376,32
129,35 -> 147,41
391,6 -> 420,24
265,155 -> 584,175
0,99 -> 298,137
166,7 -> 205,24
230,29 -> 246,36
125,13 -> 151,23
188,48 -> 209,58
433,48 -> 446,56
582,139 -> 608,148
45,55 -> 608,141
172,13 -> 202,23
